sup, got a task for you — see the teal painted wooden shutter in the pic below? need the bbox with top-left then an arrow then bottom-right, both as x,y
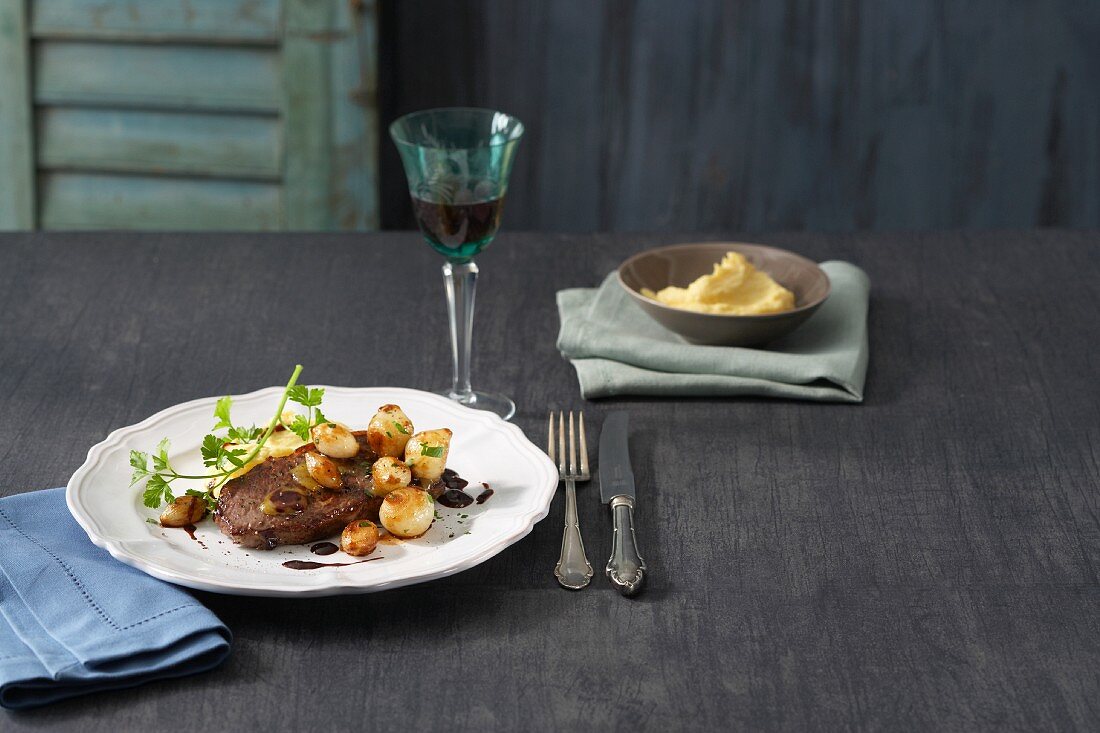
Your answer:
0,1 -> 34,228
0,0 -> 379,230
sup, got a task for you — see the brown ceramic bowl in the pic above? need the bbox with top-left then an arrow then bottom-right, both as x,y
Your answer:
617,242 -> 831,346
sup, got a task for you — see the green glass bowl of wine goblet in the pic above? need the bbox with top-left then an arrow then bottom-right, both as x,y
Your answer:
390,107 -> 525,420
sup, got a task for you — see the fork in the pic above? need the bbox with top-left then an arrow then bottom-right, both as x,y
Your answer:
547,411 -> 594,590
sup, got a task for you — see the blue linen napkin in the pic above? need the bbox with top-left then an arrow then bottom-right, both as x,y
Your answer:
556,261 -> 870,402
0,488 -> 231,710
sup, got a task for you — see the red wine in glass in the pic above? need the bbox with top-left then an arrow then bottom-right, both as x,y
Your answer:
411,185 -> 506,261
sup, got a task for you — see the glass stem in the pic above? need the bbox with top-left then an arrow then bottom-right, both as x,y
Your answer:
442,260 -> 478,403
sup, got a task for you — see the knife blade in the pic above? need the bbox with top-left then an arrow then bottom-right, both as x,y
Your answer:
598,411 -> 646,596
599,411 -> 635,503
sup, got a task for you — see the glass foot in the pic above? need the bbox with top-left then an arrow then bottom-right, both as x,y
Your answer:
436,389 -> 516,421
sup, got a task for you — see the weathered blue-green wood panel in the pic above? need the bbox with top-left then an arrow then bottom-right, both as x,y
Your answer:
282,0 -> 380,229
38,108 -> 281,179
40,173 -> 281,230
329,0 -> 380,229
2,0 -> 380,231
0,0 -> 34,228
282,0 -> 332,229
31,0 -> 281,44
35,41 -> 281,112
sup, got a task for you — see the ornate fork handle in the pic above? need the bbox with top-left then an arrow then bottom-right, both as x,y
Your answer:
554,477 -> 593,589
606,495 -> 646,596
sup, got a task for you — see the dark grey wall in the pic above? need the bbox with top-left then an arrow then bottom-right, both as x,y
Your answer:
379,1 -> 1100,232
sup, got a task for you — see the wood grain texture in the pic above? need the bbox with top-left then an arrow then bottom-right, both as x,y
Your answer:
282,0 -> 334,229
37,108 -> 281,180
283,0 -> 382,229
327,0 -> 381,229
38,173 -> 281,229
34,41 -> 281,112
2,0 -> 379,231
0,0 -> 34,228
0,230 -> 1098,730
30,0 -> 281,44
379,0 -> 1100,232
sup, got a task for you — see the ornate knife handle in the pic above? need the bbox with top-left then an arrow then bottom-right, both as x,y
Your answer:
606,495 -> 646,596
554,478 -> 593,590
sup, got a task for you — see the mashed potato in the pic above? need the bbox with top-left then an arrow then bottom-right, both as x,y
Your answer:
641,251 -> 795,315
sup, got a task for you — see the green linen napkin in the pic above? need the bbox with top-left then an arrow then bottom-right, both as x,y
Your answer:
556,261 -> 870,402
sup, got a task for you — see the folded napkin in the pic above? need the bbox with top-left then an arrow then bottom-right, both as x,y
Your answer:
556,261 -> 870,402
0,489 -> 231,710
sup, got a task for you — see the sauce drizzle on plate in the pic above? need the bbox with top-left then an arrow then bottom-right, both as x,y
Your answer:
283,557 -> 382,570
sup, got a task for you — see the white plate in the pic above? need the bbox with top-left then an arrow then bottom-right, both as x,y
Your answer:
66,386 -> 558,597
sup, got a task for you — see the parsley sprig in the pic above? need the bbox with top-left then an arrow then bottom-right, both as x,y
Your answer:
129,365 -> 329,510
284,385 -> 328,442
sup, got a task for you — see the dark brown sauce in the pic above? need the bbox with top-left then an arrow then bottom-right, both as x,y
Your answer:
442,468 -> 469,491
475,488 -> 494,504
438,489 -> 474,508
181,524 -> 208,549
283,557 -> 381,570
262,488 -> 310,516
310,542 -> 339,556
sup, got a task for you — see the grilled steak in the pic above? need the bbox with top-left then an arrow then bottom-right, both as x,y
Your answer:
215,431 -> 380,550
215,431 -> 442,550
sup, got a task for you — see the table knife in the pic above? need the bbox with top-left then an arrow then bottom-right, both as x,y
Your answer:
599,411 -> 646,596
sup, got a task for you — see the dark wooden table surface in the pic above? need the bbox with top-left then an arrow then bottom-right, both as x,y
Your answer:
1,231 -> 1098,731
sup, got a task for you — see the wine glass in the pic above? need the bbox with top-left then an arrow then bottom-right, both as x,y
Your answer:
390,108 -> 525,420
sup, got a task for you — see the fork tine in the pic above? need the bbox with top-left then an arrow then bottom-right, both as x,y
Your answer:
547,411 -> 555,462
578,412 -> 589,478
568,411 -> 576,476
558,411 -> 566,475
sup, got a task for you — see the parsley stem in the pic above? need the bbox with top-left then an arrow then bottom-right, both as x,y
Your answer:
234,364 -> 303,470
159,470 -> 210,481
